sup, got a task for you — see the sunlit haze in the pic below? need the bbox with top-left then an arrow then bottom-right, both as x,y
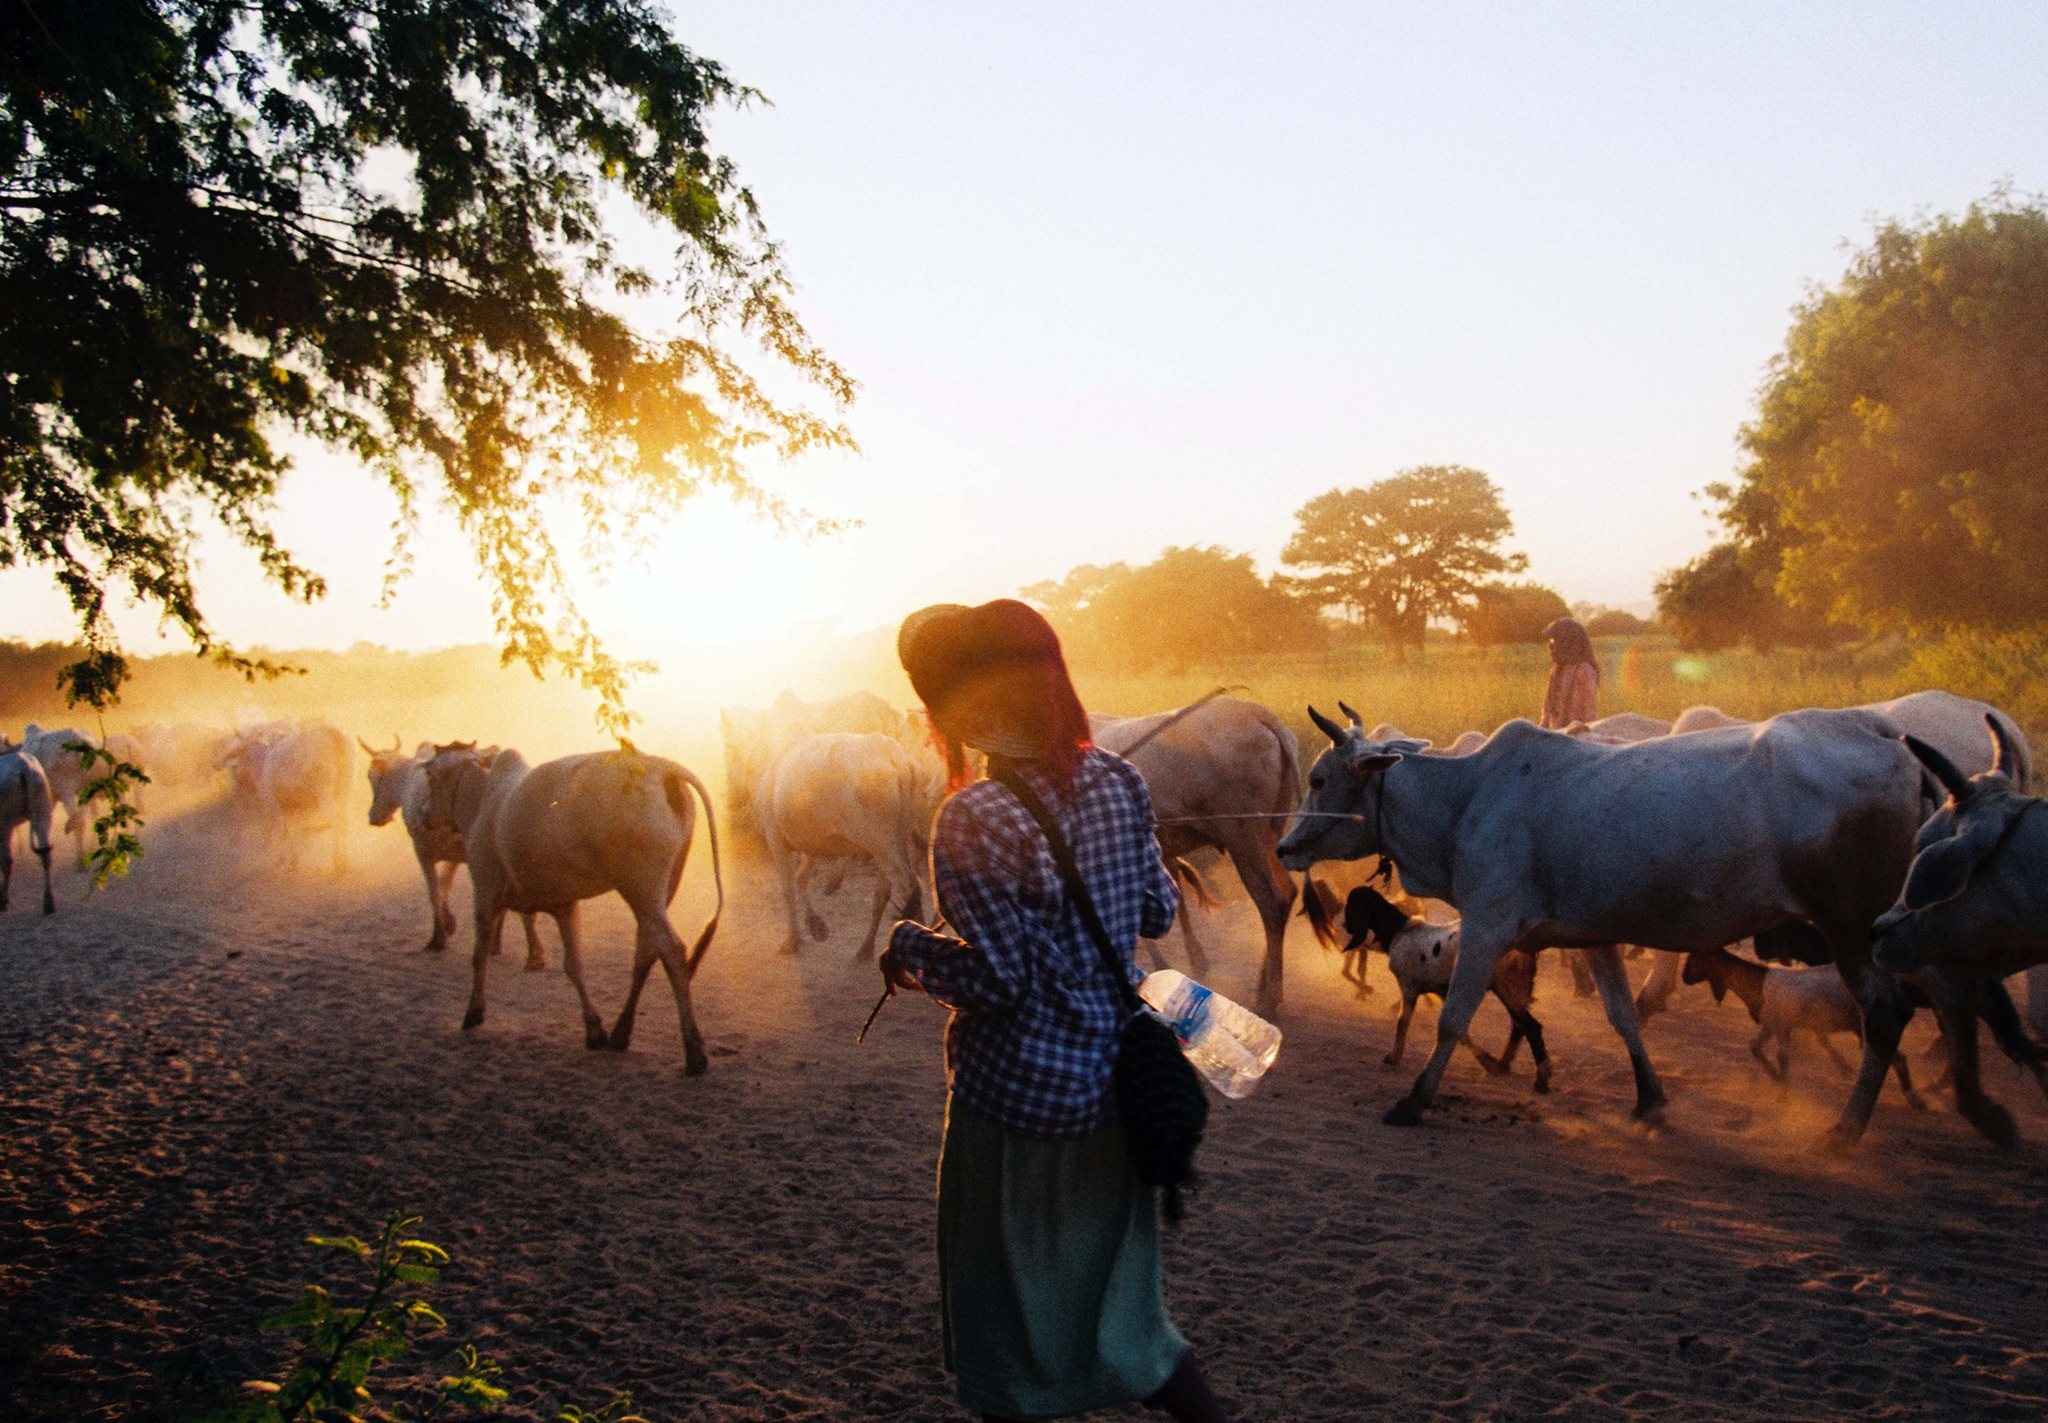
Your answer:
9,2 -> 2047,667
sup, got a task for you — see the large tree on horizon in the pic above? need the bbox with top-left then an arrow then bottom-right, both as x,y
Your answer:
1281,465 -> 1525,659
0,0 -> 854,727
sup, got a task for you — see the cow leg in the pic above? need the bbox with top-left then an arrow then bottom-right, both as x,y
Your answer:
768,833 -> 806,956
36,844 -> 52,916
1750,1028 -> 1781,1079
1926,970 -> 2015,1145
1815,1031 -> 1856,1076
1234,844 -> 1297,1019
1385,932 -> 1509,1124
418,852 -> 451,952
550,904 -> 607,1050
1886,1038 -> 1929,1110
1978,976 -> 2048,1104
1582,943 -> 1666,1120
1823,953 -> 1916,1151
1174,901 -> 1214,978
1517,1006 -> 1551,1093
462,906 -> 505,1031
655,931 -> 710,1076
855,874 -> 891,963
612,895 -> 707,1074
520,913 -> 547,972
1385,991 -> 1418,1067
1,833 -> 12,910
607,936 -> 660,1053
2025,965 -> 2048,1041
793,856 -> 831,941
1567,950 -> 1597,998
1635,953 -> 1682,1021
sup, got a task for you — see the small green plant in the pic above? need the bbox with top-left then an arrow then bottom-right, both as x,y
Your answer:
197,1214 -> 645,1423
67,737 -> 148,888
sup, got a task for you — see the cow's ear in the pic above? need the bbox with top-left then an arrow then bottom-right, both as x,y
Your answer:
1901,836 -> 1980,911
1341,745 -> 1403,774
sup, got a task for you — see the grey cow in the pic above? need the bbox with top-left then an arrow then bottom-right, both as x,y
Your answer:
1278,704 -> 2023,1148
1875,720 -> 2048,986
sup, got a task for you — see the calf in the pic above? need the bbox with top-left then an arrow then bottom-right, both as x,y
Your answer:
1342,886 -> 1550,1093
1681,947 -> 1926,1105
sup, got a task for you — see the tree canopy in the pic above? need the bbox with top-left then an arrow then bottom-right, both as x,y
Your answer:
0,0 -> 853,725
1681,189 -> 2048,643
1457,580 -> 1569,646
1280,465 -> 1525,657
1022,545 -> 1323,672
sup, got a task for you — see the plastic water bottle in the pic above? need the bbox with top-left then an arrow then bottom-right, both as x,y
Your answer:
1137,969 -> 1283,1100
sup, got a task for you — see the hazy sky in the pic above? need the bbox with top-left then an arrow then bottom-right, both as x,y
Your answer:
9,1 -> 2048,661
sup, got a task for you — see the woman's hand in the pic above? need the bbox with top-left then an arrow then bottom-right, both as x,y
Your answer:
878,942 -> 921,995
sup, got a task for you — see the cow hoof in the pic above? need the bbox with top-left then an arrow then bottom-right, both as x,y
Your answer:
1382,1097 -> 1425,1127
1634,995 -> 1664,1021
1476,1054 -> 1509,1077
42,899 -> 55,917
524,956 -> 546,973
1534,1070 -> 1552,1095
584,1025 -> 608,1050
461,1005 -> 484,1031
1816,1122 -> 1863,1155
780,939 -> 800,957
1381,1054 -> 1400,1069
1632,1093 -> 1668,1123
1963,1100 -> 2018,1148
1904,1092 -> 1929,1112
806,913 -> 829,941
422,940 -> 447,954
605,1025 -> 633,1052
683,1052 -> 708,1077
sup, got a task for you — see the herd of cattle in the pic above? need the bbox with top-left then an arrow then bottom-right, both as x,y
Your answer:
5,685 -> 2048,1149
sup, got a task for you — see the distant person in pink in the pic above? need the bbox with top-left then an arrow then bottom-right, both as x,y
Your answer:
1540,617 -> 1599,729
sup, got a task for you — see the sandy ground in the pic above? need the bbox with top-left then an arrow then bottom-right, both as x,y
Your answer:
3,806 -> 2047,1423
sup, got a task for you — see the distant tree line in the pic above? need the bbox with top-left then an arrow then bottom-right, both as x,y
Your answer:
1022,465 -> 1651,670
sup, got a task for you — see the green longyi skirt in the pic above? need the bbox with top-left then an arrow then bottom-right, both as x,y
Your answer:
937,1096 -> 1189,1420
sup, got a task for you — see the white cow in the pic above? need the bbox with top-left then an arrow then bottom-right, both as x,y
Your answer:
215,723 -> 354,871
754,731 -> 942,960
19,724 -> 95,862
363,739 -> 545,965
1092,696 -> 1317,1016
426,744 -> 725,1073
719,690 -> 909,838
1280,704 -> 2021,1147
0,746 -> 56,914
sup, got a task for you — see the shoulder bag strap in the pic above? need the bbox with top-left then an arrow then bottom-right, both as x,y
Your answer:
990,764 -> 1144,1015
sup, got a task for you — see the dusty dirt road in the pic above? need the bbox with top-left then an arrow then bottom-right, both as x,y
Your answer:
3,812 -> 2046,1422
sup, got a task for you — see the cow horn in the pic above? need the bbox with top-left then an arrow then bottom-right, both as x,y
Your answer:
1987,714 -> 2020,783
1904,734 -> 1974,803
356,736 -> 378,755
1337,701 -> 1364,729
388,733 -> 402,753
1308,705 -> 1348,746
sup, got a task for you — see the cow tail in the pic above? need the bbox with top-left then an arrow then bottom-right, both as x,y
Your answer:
1300,873 -> 1340,951
666,767 -> 725,976
1168,856 -> 1218,910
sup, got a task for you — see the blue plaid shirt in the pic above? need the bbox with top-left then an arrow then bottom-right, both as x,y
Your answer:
888,748 -> 1180,1139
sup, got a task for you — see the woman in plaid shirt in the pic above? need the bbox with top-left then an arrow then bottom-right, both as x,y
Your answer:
880,599 -> 1236,1423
